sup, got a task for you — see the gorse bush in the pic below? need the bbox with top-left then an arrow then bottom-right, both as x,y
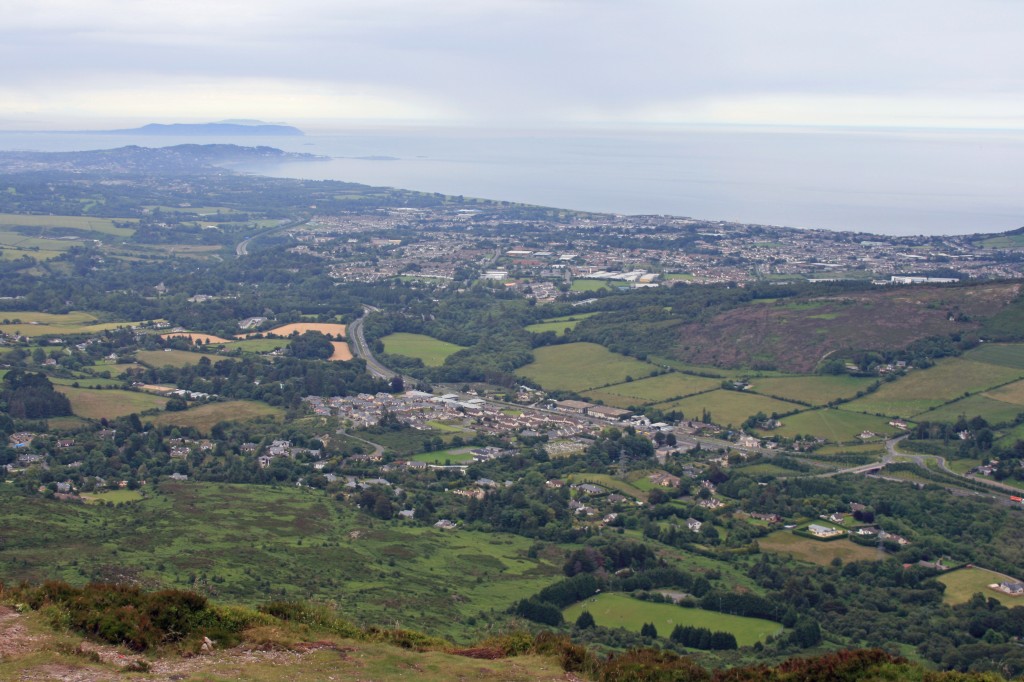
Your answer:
7,581 -> 259,651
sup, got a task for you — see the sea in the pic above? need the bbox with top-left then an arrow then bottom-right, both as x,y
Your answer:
0,125 -> 1022,237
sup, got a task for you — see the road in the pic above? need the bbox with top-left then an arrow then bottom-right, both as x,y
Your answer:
235,215 -> 311,257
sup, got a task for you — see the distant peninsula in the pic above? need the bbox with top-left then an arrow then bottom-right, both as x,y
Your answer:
91,121 -> 304,136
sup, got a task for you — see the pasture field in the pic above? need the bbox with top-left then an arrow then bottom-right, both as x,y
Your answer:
0,311 -> 98,325
0,482 -> 563,641
525,312 -> 598,336
570,279 -> 614,292
147,400 -> 284,434
0,246 -> 64,260
938,567 -> 1024,607
652,390 -> 802,430
0,312 -> 149,338
843,358 -> 1024,418
408,448 -> 475,464
55,386 -> 168,419
0,213 -> 136,237
518,343 -> 657,393
758,530 -> 885,565
49,376 -> 123,389
964,343 -> 1024,370
45,416 -> 89,430
917,393 -> 1024,425
260,322 -> 347,338
136,349 -> 229,368
562,593 -> 782,646
221,338 -> 290,353
582,373 -> 720,408
381,332 -> 465,366
329,341 -> 353,361
565,473 -> 646,500
160,332 -> 233,344
80,490 -> 145,505
747,375 -> 876,405
982,378 -> 1024,405
816,442 -> 887,457
763,408 -> 900,443
84,362 -> 145,376
646,356 -> 780,380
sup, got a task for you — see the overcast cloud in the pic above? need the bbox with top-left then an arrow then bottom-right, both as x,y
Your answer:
1,0 -> 1022,129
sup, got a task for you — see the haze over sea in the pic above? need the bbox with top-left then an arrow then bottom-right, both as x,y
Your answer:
1,125 -> 1022,237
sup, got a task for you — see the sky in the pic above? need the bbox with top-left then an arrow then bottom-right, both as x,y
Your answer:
1,0 -> 1023,131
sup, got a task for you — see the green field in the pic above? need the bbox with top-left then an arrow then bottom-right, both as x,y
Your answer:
917,393 -> 1024,425
221,338 -> 291,353
518,343 -> 657,393
525,319 -> 583,336
381,332 -> 465,366
408,448 -> 475,464
747,375 -> 876,406
570,279 -> 614,292
763,408 -> 900,443
0,213 -> 136,236
758,530 -> 885,566
938,567 -> 1024,607
80,489 -> 145,504
136,349 -> 229,368
55,386 -> 169,420
147,400 -> 284,434
816,442 -> 887,458
964,343 -> 1024,370
0,311 -> 99,325
0,482 -> 562,641
582,373 -> 721,408
566,473 -> 646,500
844,358 -> 1024,418
652,390 -> 803,430
562,593 -> 782,647
0,314 -> 147,338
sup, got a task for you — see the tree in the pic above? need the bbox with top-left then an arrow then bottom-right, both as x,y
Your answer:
575,610 -> 595,629
640,622 -> 658,638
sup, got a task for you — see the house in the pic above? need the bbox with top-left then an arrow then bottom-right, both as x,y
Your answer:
169,472 -> 189,481
686,517 -> 703,532
398,509 -> 415,519
574,483 -> 606,496
997,581 -> 1024,595
649,472 -> 681,487
807,524 -> 844,538
434,519 -> 457,530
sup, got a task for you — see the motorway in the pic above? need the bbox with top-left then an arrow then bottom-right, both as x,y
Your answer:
235,215 -> 311,257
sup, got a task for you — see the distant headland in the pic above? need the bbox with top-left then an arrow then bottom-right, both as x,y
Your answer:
86,120 -> 305,136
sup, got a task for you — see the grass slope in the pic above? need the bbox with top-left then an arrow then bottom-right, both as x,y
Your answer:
844,358 -> 1024,418
582,373 -> 721,408
938,566 -> 1024,607
381,332 -> 465,366
56,386 -> 168,420
0,482 -> 561,642
147,401 -> 284,434
518,343 -> 657,393
562,593 -> 782,646
653,390 -> 803,429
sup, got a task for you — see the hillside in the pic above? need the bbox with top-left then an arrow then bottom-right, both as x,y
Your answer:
0,585 -> 1007,682
666,282 -> 1022,373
